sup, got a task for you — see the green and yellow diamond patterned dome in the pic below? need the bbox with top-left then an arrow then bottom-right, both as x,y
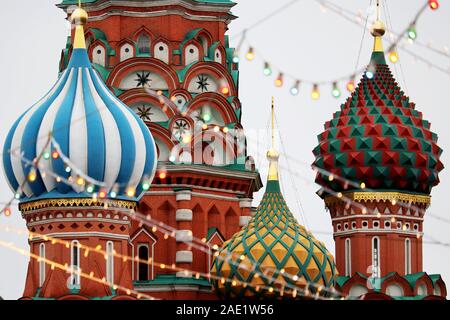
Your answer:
211,101 -> 337,299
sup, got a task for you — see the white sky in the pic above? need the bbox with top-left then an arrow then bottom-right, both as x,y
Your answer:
0,0 -> 449,299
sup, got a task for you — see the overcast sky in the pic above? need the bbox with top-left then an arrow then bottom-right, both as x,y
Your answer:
0,0 -> 449,299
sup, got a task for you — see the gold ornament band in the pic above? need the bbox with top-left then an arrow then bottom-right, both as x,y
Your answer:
19,198 -> 137,213
324,192 -> 431,207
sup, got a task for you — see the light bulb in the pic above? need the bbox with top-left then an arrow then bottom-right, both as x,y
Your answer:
159,172 -> 167,180
290,80 -> 300,96
389,50 -> 399,63
220,86 -> 229,95
245,47 -> 255,61
332,82 -> 341,98
311,84 -> 320,100
263,62 -> 272,76
142,180 -> 151,191
4,207 -> 12,217
346,78 -> 356,92
202,113 -> 212,123
275,73 -> 284,87
429,0 -> 439,10
407,24 -> 417,41
28,168 -> 37,182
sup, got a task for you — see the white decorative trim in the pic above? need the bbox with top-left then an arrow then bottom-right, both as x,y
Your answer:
239,199 -> 252,208
131,229 -> 157,280
31,232 -> 129,241
147,190 -> 242,202
176,251 -> 193,263
176,191 -> 192,202
176,271 -> 193,278
134,284 -> 212,293
334,229 -> 423,237
21,206 -> 135,217
332,214 -> 424,222
176,230 -> 193,243
59,0 -> 234,14
176,209 -> 193,222
27,217 -> 130,228
239,216 -> 252,227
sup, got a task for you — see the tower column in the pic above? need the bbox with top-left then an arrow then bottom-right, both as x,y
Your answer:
239,198 -> 253,227
175,190 -> 193,278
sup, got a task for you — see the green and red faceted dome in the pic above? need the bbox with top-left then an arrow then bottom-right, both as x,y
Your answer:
313,50 -> 443,196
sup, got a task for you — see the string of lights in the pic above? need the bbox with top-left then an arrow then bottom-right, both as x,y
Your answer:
1,116 -> 448,299
320,0 -> 449,59
0,224 -> 344,300
0,239 -> 158,300
0,148 -> 346,300
317,0 -> 450,76
0,80 -> 446,298
233,0 -> 445,100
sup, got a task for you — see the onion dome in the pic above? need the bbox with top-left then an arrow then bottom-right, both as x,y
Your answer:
2,8 -> 157,202
312,13 -> 443,196
211,100 -> 337,299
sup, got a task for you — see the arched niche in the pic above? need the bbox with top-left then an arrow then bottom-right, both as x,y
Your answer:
154,39 -> 170,64
183,62 -> 237,96
90,42 -> 107,67
107,58 -> 178,92
120,41 -> 135,62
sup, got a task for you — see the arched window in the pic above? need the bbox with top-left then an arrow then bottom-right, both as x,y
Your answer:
154,42 -> 169,64
417,284 -> 427,296
120,43 -> 134,62
92,45 -> 106,66
198,35 -> 209,56
137,34 -> 151,55
386,283 -> 404,297
214,48 -> 222,64
405,238 -> 411,274
434,285 -> 442,296
185,44 -> 200,65
138,245 -> 149,281
39,243 -> 46,287
349,284 -> 368,297
106,241 -> 114,285
372,237 -> 380,278
70,240 -> 81,289
345,238 -> 351,277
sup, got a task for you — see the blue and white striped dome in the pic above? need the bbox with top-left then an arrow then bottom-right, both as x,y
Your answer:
2,36 -> 157,202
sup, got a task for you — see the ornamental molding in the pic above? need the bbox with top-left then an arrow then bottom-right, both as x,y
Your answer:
239,216 -> 252,227
58,0 -> 235,14
30,232 -> 130,241
333,229 -> 423,237
176,250 -> 193,263
332,214 -> 424,222
324,192 -> 431,207
176,209 -> 193,221
19,198 -> 137,213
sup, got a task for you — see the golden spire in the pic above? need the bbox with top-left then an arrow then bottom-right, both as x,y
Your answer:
371,0 -> 386,52
267,97 -> 280,181
71,1 -> 89,49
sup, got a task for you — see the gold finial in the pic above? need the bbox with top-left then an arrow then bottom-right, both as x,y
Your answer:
267,97 -> 280,181
371,0 -> 385,52
70,1 -> 89,49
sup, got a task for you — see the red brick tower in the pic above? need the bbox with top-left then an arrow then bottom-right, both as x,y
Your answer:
3,6 -> 158,300
58,0 -> 262,299
312,2 -> 446,299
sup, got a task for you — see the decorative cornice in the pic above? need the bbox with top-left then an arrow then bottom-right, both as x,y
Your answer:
19,198 -> 137,213
324,192 -> 431,207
